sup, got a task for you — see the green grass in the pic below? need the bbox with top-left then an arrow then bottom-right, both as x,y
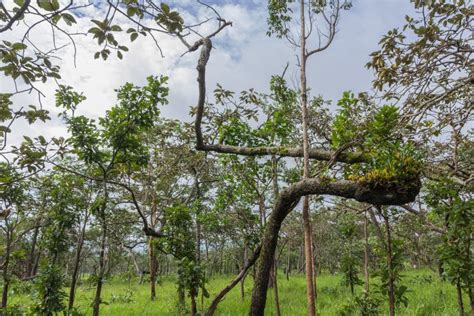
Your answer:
8,269 -> 467,315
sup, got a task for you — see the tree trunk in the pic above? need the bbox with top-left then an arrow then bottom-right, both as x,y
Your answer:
364,211 -> 370,294
148,236 -> 158,301
299,0 -> 316,314
27,225 -> 40,278
241,246 -> 248,301
384,212 -> 395,316
286,242 -> 291,281
191,290 -> 198,316
302,197 -> 316,315
1,230 -> 12,312
468,287 -> 474,315
92,213 -> 107,316
249,193 -> 298,316
68,212 -> 89,311
273,259 -> 281,316
456,280 -> 465,316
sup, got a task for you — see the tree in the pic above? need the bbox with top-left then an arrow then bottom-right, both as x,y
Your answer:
53,75 -> 169,315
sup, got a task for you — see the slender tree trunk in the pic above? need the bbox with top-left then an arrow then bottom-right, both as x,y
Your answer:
364,211 -> 370,294
468,287 -> 474,315
68,212 -> 89,311
93,212 -> 107,316
273,259 -> 281,316
191,290 -> 197,316
302,194 -> 316,315
300,1 -> 316,314
312,236 -> 318,305
259,195 -> 266,227
27,225 -> 40,278
241,246 -> 248,301
384,211 -> 395,316
286,242 -> 291,281
1,230 -> 12,312
456,280 -> 465,316
149,236 -> 158,300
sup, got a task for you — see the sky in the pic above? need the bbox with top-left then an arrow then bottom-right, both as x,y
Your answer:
0,0 -> 416,147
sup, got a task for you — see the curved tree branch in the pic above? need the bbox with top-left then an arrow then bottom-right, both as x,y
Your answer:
0,0 -> 31,33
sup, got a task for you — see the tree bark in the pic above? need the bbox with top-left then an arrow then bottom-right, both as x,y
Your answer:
92,211 -> 107,316
299,0 -> 316,314
273,259 -> 282,316
363,211 -> 370,294
26,224 -> 40,278
148,236 -> 158,300
241,246 -> 248,301
1,229 -> 12,312
383,211 -> 396,316
456,280 -> 465,316
468,287 -> 474,315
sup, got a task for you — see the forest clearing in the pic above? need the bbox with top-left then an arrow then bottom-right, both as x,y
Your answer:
0,0 -> 472,315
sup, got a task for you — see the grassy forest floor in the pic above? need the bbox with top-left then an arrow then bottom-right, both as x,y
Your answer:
8,269 -> 467,315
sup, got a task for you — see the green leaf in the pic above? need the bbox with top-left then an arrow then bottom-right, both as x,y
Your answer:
161,3 -> 170,14
11,42 -> 27,50
37,0 -> 60,12
61,13 -> 77,26
110,25 -> 122,32
130,32 -> 138,42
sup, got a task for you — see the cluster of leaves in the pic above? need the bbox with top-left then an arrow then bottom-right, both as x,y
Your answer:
337,212 -> 363,294
32,265 -> 67,315
338,293 -> 382,316
0,40 -> 61,83
89,19 -> 129,60
59,76 -> 168,169
425,178 -> 473,293
367,0 -> 472,94
161,204 -> 208,303
373,211 -> 410,309
31,173 -> 86,315
88,2 -> 184,60
331,92 -> 423,186
214,76 -> 298,147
